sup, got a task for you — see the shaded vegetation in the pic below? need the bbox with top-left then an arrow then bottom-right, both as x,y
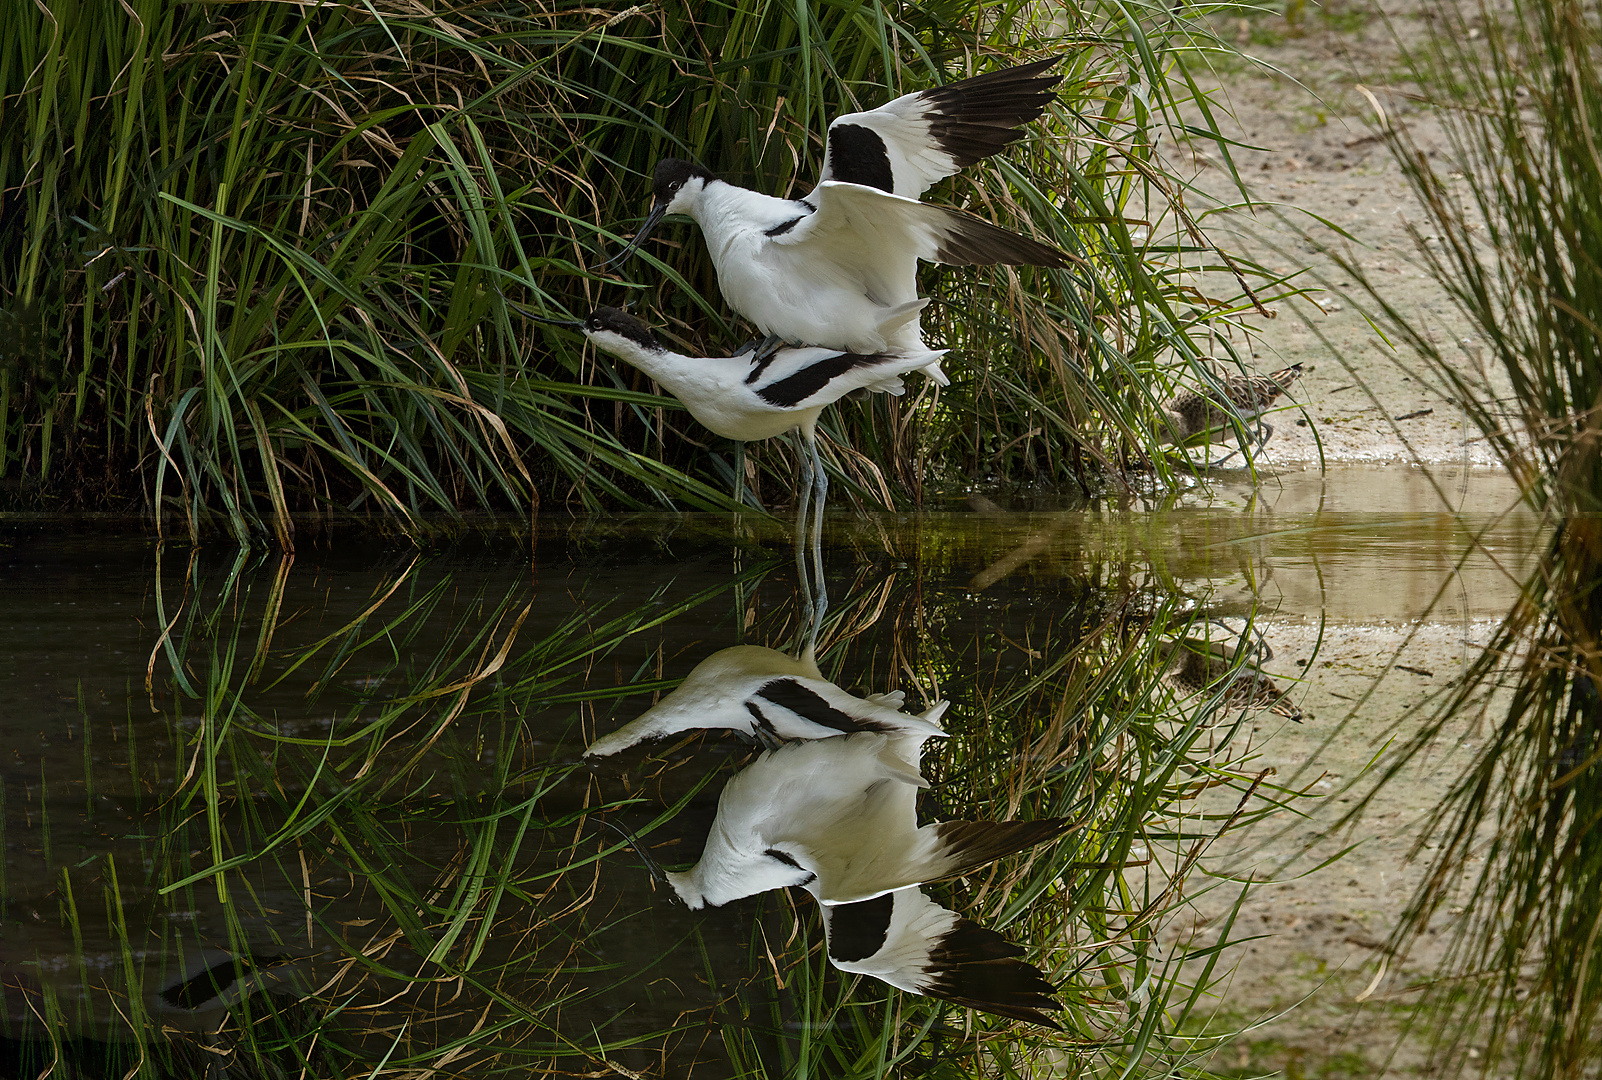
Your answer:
0,0 -> 1285,541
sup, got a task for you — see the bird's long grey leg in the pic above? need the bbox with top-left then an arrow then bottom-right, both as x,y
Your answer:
807,435 -> 829,634
796,439 -> 817,640
733,441 -> 748,509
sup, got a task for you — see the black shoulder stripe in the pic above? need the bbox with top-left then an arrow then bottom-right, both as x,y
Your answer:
755,352 -> 891,409
744,700 -> 780,739
764,847 -> 803,868
744,350 -> 782,386
764,215 -> 805,237
763,847 -> 813,890
755,677 -> 882,732
826,123 -> 895,193
827,894 -> 895,962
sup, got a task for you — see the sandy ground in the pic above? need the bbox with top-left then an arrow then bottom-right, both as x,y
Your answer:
1173,0 -> 1511,470
1153,3 -> 1540,1075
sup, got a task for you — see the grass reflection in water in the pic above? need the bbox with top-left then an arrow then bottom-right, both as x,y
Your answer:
0,522 -> 1309,1077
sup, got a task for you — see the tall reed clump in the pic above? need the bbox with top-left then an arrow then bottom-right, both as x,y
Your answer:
1336,0 -> 1602,1072
0,0 -> 1273,542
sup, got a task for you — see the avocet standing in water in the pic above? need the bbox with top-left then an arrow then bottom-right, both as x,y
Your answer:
584,642 -> 947,757
552,305 -> 946,552
607,57 -> 1069,360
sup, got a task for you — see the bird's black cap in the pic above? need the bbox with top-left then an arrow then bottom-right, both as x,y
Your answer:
652,158 -> 717,201
585,306 -> 660,349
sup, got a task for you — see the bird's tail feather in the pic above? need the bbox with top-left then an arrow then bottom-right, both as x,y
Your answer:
874,297 -> 930,341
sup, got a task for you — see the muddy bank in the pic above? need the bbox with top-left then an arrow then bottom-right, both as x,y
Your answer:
1162,1 -> 1538,1073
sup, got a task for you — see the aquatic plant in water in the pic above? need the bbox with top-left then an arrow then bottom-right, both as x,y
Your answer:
0,521 -> 1299,1076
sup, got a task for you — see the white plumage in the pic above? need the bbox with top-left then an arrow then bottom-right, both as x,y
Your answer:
665,730 -> 1068,911
572,306 -> 949,443
584,643 -> 947,757
609,58 -> 1067,360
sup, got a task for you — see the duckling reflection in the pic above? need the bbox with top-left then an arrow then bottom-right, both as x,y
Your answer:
0,948 -> 319,1080
818,885 -> 1062,1028
584,643 -> 945,757
666,729 -> 1070,910
152,948 -> 313,1032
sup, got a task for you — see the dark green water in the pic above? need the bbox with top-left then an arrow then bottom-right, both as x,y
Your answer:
0,479 -> 1544,1078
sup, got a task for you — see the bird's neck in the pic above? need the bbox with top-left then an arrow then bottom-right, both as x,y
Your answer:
603,338 -> 681,382
693,180 -> 807,232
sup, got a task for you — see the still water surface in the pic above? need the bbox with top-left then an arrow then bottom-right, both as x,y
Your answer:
0,469 -> 1543,1077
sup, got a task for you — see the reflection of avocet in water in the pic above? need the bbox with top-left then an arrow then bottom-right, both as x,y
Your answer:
584,644 -> 945,757
820,885 -> 1061,1027
152,948 -> 313,1032
665,731 -> 1068,908
591,640 -> 1066,1023
0,946 -> 318,1078
661,729 -> 1068,1024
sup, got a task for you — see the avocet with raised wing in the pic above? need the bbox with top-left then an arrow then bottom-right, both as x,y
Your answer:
608,57 -> 1069,359
816,885 -> 1062,1027
665,730 -> 1070,910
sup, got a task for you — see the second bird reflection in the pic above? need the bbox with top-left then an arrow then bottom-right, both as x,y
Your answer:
588,644 -> 1068,1027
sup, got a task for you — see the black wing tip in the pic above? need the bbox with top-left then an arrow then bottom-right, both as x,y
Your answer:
933,210 -> 1070,269
925,919 -> 1063,1027
930,915 -> 1027,964
948,995 -> 1064,1028
912,57 -> 1067,170
935,816 -> 1073,878
928,55 -> 1065,98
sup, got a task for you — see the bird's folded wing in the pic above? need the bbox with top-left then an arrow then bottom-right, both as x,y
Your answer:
676,841 -> 820,908
811,58 -> 1063,200
586,645 -> 816,756
749,349 -> 951,412
785,182 -> 1068,270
